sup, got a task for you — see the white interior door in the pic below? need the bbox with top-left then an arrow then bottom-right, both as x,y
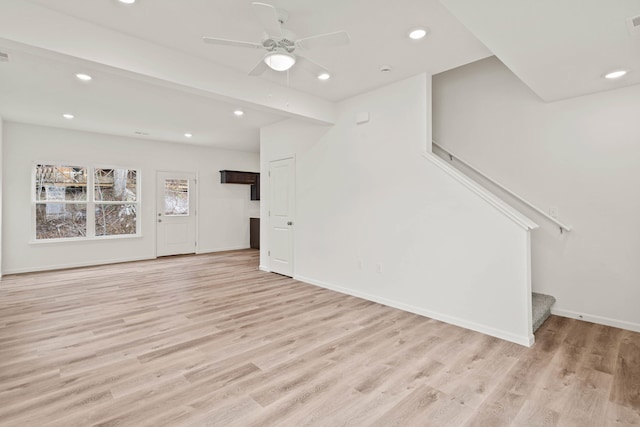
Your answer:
156,171 -> 197,257
269,158 -> 295,276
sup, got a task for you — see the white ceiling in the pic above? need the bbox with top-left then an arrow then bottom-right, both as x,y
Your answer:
4,1 -> 635,151
0,0 -> 491,151
440,0 -> 640,101
0,43 -> 285,152
21,0 -> 491,101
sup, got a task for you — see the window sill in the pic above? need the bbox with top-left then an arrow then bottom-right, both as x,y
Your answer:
29,234 -> 143,245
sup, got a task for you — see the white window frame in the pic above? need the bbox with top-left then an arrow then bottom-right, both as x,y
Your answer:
31,162 -> 141,243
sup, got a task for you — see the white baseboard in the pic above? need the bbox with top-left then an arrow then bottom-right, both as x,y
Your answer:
196,245 -> 251,254
258,265 -> 271,272
552,307 -> 640,333
295,274 -> 534,347
3,249 -> 259,276
3,255 -> 156,275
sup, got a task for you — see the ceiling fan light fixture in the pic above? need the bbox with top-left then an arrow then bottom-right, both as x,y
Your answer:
264,51 -> 296,71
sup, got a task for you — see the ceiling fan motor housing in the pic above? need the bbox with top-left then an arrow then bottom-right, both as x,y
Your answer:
262,30 -> 296,53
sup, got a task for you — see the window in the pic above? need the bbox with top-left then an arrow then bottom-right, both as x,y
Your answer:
94,168 -> 138,236
163,179 -> 189,216
35,165 -> 88,239
34,164 -> 139,241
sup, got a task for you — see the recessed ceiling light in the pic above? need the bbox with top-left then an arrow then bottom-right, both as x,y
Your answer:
118,0 -> 136,4
234,109 -> 244,117
604,70 -> 628,79
75,73 -> 92,82
63,113 -> 75,119
409,28 -> 428,40
184,133 -> 193,138
317,72 -> 331,81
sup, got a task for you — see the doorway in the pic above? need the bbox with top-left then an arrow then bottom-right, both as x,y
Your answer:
156,171 -> 197,257
268,158 -> 295,276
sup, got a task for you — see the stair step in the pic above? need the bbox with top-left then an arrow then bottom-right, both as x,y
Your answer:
532,292 -> 556,333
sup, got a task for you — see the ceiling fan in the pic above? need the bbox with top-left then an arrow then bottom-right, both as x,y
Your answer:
202,2 -> 350,78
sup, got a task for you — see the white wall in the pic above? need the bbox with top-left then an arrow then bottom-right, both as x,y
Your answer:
261,74 -> 536,345
433,56 -> 640,332
2,122 -> 259,274
0,117 -> 3,277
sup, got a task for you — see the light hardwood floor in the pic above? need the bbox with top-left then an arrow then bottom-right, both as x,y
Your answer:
0,250 -> 638,426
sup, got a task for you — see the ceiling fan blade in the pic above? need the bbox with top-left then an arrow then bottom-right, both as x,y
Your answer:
295,55 -> 329,77
252,2 -> 282,36
297,31 -> 351,50
203,37 -> 263,49
248,58 -> 269,76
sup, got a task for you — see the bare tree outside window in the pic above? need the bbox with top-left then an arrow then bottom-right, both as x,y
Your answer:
164,179 -> 189,216
34,165 -> 87,239
33,164 -> 139,240
94,169 -> 138,236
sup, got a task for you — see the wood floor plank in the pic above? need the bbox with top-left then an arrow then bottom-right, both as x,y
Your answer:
610,330 -> 640,412
371,384 -> 473,427
605,402 -> 640,425
1,249 -> 639,426
464,391 -> 527,427
511,399 -> 560,426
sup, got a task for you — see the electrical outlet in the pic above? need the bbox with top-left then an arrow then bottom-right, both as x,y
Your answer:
549,207 -> 559,218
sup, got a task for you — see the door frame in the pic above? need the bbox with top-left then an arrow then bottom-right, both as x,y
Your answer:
267,156 -> 295,276
155,170 -> 199,257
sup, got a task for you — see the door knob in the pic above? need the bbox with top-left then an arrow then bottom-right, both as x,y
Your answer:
158,219 -> 162,223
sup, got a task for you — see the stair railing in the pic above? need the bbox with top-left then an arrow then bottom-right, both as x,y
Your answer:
432,141 -> 572,234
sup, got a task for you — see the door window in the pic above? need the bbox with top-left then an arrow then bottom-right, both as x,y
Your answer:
164,179 -> 189,216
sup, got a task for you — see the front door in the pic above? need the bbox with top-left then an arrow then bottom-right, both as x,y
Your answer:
269,158 -> 295,276
156,171 -> 197,257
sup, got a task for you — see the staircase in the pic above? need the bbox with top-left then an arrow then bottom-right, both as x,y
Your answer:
532,292 -> 555,332
431,143 -> 560,338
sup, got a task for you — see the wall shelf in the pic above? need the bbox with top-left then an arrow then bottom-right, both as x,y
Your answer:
220,170 -> 260,200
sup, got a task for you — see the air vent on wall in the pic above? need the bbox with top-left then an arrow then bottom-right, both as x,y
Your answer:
627,15 -> 640,38
0,52 -> 8,62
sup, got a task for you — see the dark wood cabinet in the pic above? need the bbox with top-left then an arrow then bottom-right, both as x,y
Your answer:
250,218 -> 260,249
220,170 -> 257,185
250,179 -> 260,201
220,170 -> 260,200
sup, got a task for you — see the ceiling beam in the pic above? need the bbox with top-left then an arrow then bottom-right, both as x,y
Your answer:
0,0 -> 336,125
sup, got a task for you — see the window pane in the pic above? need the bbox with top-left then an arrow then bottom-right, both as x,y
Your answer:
164,179 -> 189,216
95,204 -> 137,236
35,165 -> 87,201
36,203 -> 87,239
95,169 -> 137,201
